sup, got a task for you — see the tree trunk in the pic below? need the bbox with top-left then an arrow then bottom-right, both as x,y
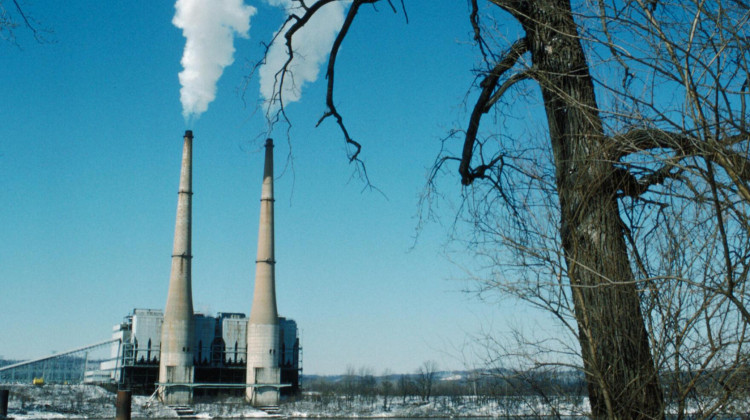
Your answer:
511,1 -> 664,418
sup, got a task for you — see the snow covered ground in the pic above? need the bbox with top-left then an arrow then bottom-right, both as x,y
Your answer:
3,384 -> 591,419
279,394 -> 589,418
5,383 -> 748,419
4,385 -> 270,419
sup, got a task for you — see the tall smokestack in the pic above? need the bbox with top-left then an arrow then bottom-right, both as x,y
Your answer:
159,130 -> 195,405
246,138 -> 281,407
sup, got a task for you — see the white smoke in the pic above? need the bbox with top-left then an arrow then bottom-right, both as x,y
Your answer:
173,0 -> 257,121
259,0 -> 347,109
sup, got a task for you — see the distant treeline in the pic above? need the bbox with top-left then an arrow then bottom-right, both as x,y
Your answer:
301,365 -> 587,403
300,364 -> 750,406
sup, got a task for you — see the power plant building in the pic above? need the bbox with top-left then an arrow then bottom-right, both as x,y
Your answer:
1,131 -> 301,407
95,309 -> 299,395
102,132 -> 298,404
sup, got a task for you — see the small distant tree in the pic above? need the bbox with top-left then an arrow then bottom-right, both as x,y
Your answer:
357,366 -> 376,406
381,369 -> 394,411
415,360 -> 438,402
341,365 -> 357,407
397,374 -> 411,404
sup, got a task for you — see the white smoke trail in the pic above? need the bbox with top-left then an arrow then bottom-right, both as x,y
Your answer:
173,0 -> 256,121
259,0 -> 347,109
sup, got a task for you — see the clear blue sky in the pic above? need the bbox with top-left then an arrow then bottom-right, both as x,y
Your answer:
0,1 -> 546,375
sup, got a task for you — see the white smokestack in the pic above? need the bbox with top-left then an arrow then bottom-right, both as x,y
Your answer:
173,0 -> 256,121
259,0 -> 346,110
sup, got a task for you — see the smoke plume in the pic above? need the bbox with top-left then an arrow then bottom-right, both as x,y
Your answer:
259,0 -> 346,109
173,0 -> 256,121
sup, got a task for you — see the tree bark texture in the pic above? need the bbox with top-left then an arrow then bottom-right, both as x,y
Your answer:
506,1 -> 664,418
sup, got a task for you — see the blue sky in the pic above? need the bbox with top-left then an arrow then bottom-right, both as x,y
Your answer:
0,1 -> 547,375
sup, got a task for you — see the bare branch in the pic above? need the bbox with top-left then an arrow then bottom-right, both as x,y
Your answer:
613,163 -> 682,198
1,0 -> 51,45
460,37 -> 529,186
484,70 -> 532,112
11,0 -> 36,39
316,0 -> 378,166
470,0 -> 495,64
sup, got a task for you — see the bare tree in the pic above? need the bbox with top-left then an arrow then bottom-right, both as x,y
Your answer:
464,2 -> 750,418
380,369 -> 394,411
357,366 -> 377,407
254,1 -> 750,419
341,365 -> 357,407
397,373 -> 411,404
415,360 -> 438,402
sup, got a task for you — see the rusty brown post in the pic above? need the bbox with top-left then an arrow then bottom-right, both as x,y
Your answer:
0,389 -> 8,418
115,389 -> 131,420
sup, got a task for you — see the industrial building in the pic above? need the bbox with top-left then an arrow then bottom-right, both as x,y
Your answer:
92,309 -> 300,396
0,132 -> 298,409
154,132 -> 294,406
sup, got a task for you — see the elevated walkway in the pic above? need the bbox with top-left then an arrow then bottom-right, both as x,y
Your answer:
0,339 -> 120,384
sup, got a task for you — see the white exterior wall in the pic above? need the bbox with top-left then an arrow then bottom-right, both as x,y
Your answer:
221,315 -> 247,364
99,323 -> 131,381
111,323 -> 130,360
132,309 -> 163,363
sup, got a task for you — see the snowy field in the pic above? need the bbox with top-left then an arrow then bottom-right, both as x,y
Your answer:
3,384 -> 588,419
4,383 -> 749,418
